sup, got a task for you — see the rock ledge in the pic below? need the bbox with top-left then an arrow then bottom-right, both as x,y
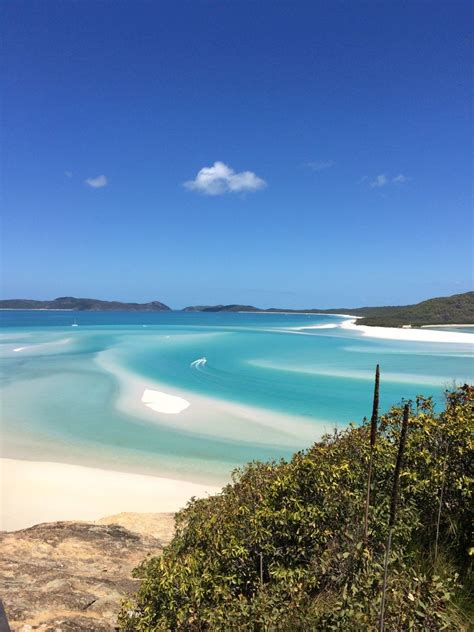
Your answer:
0,513 -> 174,631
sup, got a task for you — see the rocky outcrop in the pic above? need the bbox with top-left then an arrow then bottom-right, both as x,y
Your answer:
0,513 -> 175,631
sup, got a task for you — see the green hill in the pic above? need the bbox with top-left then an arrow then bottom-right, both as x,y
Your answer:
182,292 -> 473,327
183,304 -> 260,312
2,292 -> 472,326
340,291 -> 474,327
0,296 -> 171,311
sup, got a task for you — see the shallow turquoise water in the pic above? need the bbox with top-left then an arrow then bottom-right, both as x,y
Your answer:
1,310 -> 472,484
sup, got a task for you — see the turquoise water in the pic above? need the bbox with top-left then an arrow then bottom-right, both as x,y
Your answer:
1,310 -> 472,485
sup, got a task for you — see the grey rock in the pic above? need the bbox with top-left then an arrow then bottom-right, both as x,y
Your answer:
0,517 -> 174,631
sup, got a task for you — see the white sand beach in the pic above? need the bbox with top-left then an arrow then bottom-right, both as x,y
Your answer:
421,324 -> 474,328
340,319 -> 474,344
0,457 -> 221,532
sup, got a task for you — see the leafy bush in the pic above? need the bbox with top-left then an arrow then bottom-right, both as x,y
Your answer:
119,386 -> 473,631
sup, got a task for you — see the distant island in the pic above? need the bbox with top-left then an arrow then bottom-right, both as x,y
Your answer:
0,296 -> 171,312
1,291 -> 473,327
182,304 -> 260,313
183,292 -> 474,327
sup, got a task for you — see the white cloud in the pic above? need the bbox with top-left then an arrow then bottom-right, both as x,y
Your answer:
85,175 -> 108,188
306,160 -> 335,171
184,161 -> 266,195
65,171 -> 73,178
369,173 -> 409,188
370,174 -> 389,188
392,174 -> 408,184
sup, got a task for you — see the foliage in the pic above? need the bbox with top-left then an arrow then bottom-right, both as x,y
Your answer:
267,291 -> 474,327
0,296 -> 171,311
349,291 -> 474,327
119,385 -> 473,631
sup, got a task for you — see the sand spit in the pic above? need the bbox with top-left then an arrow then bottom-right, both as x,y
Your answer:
340,319 -> 474,344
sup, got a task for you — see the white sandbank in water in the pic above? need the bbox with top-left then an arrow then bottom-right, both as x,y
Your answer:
0,457 -> 220,532
141,388 -> 190,414
292,323 -> 339,330
340,319 -> 474,344
12,337 -> 73,353
95,348 -> 327,449
248,360 -> 461,387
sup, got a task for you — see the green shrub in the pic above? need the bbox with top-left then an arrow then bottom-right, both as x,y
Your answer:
119,385 -> 473,631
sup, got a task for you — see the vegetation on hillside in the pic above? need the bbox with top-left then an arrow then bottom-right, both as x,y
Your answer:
0,296 -> 171,311
3,291 -> 472,326
183,292 -> 474,326
120,384 -> 473,631
350,292 -> 474,327
269,291 -> 474,326
182,305 -> 260,312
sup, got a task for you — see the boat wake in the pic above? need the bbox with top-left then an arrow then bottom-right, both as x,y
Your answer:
190,357 -> 207,369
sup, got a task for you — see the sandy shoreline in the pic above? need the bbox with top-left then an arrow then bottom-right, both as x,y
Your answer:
421,323 -> 474,328
0,457 -> 221,532
340,319 -> 474,344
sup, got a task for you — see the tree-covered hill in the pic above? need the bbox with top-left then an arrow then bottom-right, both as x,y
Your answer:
344,291 -> 474,327
0,296 -> 171,311
182,304 -> 260,312
2,292 -> 472,326
183,292 -> 474,327
120,384 -> 473,631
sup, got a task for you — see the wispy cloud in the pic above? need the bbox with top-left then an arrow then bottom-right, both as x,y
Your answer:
85,175 -> 108,188
184,161 -> 266,195
369,173 -> 409,188
305,160 -> 335,172
370,174 -> 389,188
392,173 -> 408,184
65,171 -> 73,178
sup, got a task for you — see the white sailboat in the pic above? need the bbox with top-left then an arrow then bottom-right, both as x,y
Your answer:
72,318 -> 79,327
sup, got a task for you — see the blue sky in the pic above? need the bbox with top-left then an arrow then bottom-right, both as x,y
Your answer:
2,1 -> 472,309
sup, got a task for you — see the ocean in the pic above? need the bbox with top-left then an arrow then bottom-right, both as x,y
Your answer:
1,310 -> 472,487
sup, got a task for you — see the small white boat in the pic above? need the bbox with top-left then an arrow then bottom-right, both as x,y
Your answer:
72,319 -> 79,327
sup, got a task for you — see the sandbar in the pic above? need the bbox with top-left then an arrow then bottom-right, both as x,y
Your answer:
141,388 -> 190,414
